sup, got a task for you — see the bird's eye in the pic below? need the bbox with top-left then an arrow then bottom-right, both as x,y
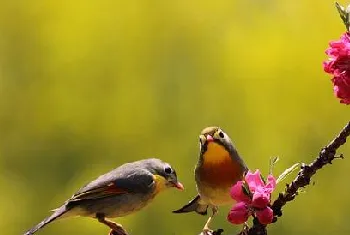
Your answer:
164,166 -> 172,174
218,131 -> 225,138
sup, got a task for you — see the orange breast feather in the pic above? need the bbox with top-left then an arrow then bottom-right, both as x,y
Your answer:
200,142 -> 243,187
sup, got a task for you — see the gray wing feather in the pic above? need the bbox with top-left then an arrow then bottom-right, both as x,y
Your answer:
72,163 -> 155,199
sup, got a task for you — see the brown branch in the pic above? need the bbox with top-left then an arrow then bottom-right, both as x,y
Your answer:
247,121 -> 350,234
271,121 -> 349,218
210,121 -> 350,235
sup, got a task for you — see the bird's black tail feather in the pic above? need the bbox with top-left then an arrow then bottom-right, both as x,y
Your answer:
24,205 -> 68,235
173,195 -> 208,215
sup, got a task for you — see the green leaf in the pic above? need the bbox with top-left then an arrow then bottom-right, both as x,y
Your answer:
269,156 -> 279,175
260,173 -> 266,185
276,163 -> 300,184
336,2 -> 345,15
242,181 -> 251,197
335,2 -> 350,31
336,2 -> 346,21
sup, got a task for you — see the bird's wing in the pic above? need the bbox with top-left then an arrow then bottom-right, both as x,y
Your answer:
69,167 -> 155,201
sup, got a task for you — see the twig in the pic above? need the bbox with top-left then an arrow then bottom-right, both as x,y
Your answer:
246,121 -> 350,234
271,121 -> 349,218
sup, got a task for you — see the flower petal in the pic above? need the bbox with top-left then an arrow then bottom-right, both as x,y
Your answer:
230,181 -> 251,202
332,74 -> 350,104
265,174 -> 277,193
244,170 -> 265,192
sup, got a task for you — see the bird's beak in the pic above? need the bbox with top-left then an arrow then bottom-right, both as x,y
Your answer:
206,134 -> 214,143
173,181 -> 184,190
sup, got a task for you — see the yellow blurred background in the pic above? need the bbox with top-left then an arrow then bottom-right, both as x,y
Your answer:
0,0 -> 349,234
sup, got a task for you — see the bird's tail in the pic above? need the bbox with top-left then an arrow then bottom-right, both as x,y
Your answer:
24,205 -> 68,235
173,195 -> 208,215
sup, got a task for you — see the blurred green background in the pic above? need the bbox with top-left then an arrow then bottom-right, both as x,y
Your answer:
0,0 -> 349,235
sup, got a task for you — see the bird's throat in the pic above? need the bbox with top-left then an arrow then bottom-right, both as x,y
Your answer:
203,142 -> 230,165
153,175 -> 167,195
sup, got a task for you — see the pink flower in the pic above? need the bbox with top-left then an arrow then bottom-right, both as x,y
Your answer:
230,170 -> 276,202
228,169 -> 276,225
227,202 -> 251,224
244,170 -> 276,193
324,32 -> 350,104
256,207 -> 274,225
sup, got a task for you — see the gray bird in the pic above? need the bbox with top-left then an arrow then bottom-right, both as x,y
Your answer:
24,158 -> 184,235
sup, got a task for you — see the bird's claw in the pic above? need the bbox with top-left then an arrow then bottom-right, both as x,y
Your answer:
237,223 -> 249,235
213,229 -> 224,235
201,228 -> 214,235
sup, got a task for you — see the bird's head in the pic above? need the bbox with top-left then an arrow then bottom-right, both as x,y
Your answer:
145,159 -> 184,192
199,126 -> 234,155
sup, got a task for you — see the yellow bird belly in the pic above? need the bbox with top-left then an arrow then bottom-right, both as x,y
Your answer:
197,142 -> 244,206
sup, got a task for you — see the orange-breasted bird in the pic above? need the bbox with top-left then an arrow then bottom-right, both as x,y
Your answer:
24,158 -> 184,235
173,127 -> 248,234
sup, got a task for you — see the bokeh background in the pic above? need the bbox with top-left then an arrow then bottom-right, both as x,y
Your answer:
1,0 -> 349,235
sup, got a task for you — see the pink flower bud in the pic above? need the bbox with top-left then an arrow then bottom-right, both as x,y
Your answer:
230,181 -> 251,203
256,206 -> 274,225
227,202 -> 250,224
251,191 -> 270,208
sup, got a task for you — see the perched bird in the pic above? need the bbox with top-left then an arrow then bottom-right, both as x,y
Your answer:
24,158 -> 184,235
173,127 -> 248,234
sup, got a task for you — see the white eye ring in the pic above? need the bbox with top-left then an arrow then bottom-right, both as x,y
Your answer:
164,166 -> 172,174
218,131 -> 225,138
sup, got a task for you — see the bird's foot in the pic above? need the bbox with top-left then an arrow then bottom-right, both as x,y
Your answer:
97,214 -> 128,235
213,229 -> 224,235
109,227 -> 128,235
237,223 -> 249,235
199,228 -> 224,235
200,206 -> 218,235
243,222 -> 249,232
201,228 -> 214,235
